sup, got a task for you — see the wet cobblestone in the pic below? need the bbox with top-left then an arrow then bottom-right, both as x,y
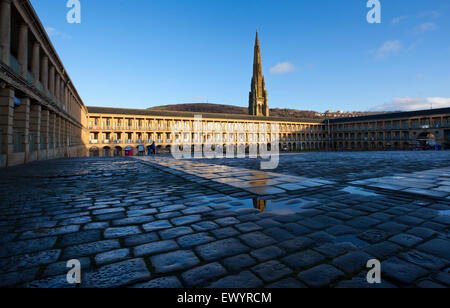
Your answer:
0,154 -> 449,288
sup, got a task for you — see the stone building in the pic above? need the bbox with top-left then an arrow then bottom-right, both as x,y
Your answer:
0,0 -> 87,167
0,1 -> 449,165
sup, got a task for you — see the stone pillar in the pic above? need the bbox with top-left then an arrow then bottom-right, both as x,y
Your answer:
50,112 -> 56,153
18,23 -> 28,78
62,119 -> 67,155
40,108 -> 49,159
30,103 -> 41,159
31,42 -> 40,88
49,65 -> 55,98
0,0 -> 11,65
13,97 -> 30,162
0,87 -> 14,166
55,75 -> 60,102
61,82 -> 65,109
57,115 -> 61,150
41,55 -> 48,92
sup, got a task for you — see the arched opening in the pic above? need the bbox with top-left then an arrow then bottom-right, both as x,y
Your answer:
114,146 -> 122,157
417,132 -> 436,149
124,146 -> 134,157
89,147 -> 99,157
103,146 -> 111,157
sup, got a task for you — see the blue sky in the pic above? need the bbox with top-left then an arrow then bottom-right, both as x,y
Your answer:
30,0 -> 450,112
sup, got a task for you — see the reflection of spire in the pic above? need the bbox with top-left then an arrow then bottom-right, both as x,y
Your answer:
253,199 -> 267,212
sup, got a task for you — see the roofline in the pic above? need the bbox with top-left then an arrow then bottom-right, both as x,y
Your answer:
327,107 -> 450,124
18,0 -> 87,113
86,106 -> 324,124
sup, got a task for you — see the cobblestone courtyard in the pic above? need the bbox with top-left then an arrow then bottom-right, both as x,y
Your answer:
0,152 -> 449,288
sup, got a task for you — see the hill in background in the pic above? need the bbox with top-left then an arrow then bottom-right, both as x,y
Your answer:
148,103 -> 321,119
147,103 -> 381,119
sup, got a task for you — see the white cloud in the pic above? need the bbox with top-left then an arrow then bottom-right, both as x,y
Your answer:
45,27 -> 72,39
414,22 -> 438,34
415,73 -> 426,79
270,62 -> 295,74
374,40 -> 402,59
391,16 -> 407,25
372,97 -> 450,112
418,11 -> 440,19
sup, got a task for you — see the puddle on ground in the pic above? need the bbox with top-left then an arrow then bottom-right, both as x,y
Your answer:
202,195 -> 313,215
438,210 -> 450,216
340,186 -> 379,197
335,235 -> 370,248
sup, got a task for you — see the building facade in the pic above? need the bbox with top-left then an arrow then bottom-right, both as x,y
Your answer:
0,0 -> 87,167
328,108 -> 450,151
86,107 -> 327,157
0,2 -> 449,166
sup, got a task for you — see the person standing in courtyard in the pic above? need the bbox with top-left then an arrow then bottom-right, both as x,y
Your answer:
151,141 -> 156,156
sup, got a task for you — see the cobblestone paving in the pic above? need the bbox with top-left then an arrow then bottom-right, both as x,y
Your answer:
0,153 -> 449,288
137,157 -> 334,195
351,167 -> 450,200
191,151 -> 450,182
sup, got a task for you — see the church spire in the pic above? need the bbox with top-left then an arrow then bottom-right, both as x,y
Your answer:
249,31 -> 269,117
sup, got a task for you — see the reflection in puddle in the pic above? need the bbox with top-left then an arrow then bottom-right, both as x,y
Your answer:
253,199 -> 268,212
335,235 -> 369,248
203,196 -> 313,214
438,210 -> 450,216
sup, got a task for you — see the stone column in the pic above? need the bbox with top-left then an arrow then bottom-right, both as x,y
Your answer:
55,75 -> 60,102
61,82 -> 65,109
62,119 -> 67,156
30,103 -> 41,159
13,97 -> 30,162
57,115 -> 61,150
0,87 -> 14,166
41,55 -> 48,92
18,23 -> 28,78
40,108 -> 49,159
0,0 -> 11,65
31,42 -> 40,88
50,112 -> 56,152
49,65 -> 55,98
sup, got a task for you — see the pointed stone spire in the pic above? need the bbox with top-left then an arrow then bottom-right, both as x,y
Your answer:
249,31 -> 269,117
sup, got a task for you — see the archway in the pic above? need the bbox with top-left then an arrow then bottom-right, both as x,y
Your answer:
103,146 -> 111,157
89,147 -> 99,157
417,132 -> 436,149
124,146 -> 134,157
114,146 -> 122,157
